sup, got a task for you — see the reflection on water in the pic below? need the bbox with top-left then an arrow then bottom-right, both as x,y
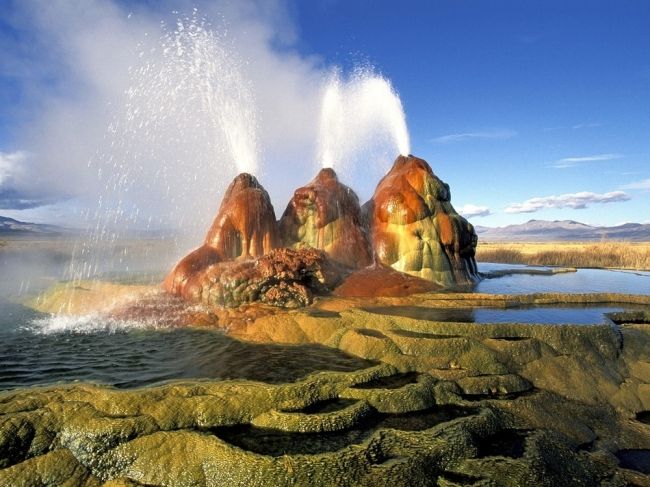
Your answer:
0,300 -> 375,391
477,263 -> 650,295
362,305 -> 627,325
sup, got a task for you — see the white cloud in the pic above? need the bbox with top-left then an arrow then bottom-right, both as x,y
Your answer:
0,150 -> 60,209
551,153 -> 623,169
0,151 -> 28,187
505,191 -> 630,214
431,129 -> 516,144
458,204 -> 491,218
571,122 -> 602,129
621,178 -> 650,190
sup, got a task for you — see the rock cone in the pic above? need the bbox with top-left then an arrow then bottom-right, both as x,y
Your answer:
279,168 -> 372,269
364,155 -> 479,286
163,173 -> 279,298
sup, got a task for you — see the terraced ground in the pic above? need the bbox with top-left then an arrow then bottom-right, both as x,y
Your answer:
1,287 -> 649,486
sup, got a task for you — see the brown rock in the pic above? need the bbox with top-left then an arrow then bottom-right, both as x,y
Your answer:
191,247 -> 345,308
163,173 -> 279,297
333,264 -> 440,297
364,155 -> 479,286
279,168 -> 372,269
204,173 -> 279,259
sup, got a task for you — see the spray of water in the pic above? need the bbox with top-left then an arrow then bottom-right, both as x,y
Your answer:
317,68 -> 410,182
66,11 -> 260,286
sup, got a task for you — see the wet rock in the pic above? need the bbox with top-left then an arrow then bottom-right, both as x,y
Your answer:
163,173 -> 279,297
279,168 -> 372,269
456,373 -> 533,397
4,300 -> 650,485
188,247 -> 345,308
0,449 -> 100,486
250,400 -> 372,433
363,155 -> 479,286
333,264 -> 440,297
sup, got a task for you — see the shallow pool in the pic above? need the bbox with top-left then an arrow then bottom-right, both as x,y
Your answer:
476,263 -> 650,295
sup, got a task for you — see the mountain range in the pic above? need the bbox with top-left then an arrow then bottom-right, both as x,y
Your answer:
475,219 -> 650,242
0,216 -> 74,236
2,215 -> 649,242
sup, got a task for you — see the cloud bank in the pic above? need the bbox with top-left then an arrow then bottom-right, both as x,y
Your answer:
458,204 -> 491,218
0,151 -> 64,209
505,191 -> 630,214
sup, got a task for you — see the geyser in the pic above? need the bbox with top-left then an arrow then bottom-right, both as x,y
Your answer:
67,13 -> 262,284
316,70 -> 410,180
147,13 -> 260,175
165,155 -> 479,308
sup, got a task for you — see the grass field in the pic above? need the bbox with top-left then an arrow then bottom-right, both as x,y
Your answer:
476,241 -> 650,271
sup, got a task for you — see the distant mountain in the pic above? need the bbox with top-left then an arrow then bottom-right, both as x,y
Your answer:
475,219 -> 650,242
0,216 -> 75,236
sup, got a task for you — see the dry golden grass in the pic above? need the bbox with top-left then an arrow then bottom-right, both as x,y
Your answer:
476,241 -> 650,271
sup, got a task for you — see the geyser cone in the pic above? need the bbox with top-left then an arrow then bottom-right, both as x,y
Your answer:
163,172 -> 279,297
204,173 -> 279,259
363,154 -> 479,286
279,168 -> 372,269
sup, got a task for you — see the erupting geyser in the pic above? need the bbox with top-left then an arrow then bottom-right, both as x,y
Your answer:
165,155 -> 479,307
316,70 -> 410,196
68,13 -> 263,286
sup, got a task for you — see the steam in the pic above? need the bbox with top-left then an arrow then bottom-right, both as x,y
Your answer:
318,69 -> 410,169
2,0 -> 411,238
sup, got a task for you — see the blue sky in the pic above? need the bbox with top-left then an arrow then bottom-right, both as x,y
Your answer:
0,0 -> 649,228
289,0 -> 650,226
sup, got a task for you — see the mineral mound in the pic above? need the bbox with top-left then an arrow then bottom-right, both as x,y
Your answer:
163,173 -> 279,299
364,155 -> 479,286
179,246 -> 344,308
279,168 -> 372,269
165,155 -> 480,307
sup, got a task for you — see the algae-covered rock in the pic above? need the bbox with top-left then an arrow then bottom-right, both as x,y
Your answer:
364,155 -> 479,286
279,168 -> 372,269
189,247 -> 345,308
11,284 -> 650,485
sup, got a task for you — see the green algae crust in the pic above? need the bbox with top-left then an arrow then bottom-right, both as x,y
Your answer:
3,287 -> 650,485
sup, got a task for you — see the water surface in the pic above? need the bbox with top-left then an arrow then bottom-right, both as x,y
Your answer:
477,263 -> 650,295
0,299 -> 374,391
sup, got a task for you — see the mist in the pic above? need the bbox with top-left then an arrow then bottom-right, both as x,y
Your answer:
1,0 -> 409,250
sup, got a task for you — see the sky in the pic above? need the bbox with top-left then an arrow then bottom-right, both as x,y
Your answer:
0,0 -> 649,232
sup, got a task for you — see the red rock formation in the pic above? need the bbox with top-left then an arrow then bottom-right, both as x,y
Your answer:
164,156 -> 478,308
193,247 -> 344,308
204,173 -> 279,259
364,155 -> 479,286
334,264 -> 440,297
163,173 -> 279,298
168,247 -> 344,308
279,168 -> 372,269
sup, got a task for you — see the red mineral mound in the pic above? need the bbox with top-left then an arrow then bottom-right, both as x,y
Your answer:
163,173 -> 279,297
279,168 -> 372,269
363,155 -> 479,286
